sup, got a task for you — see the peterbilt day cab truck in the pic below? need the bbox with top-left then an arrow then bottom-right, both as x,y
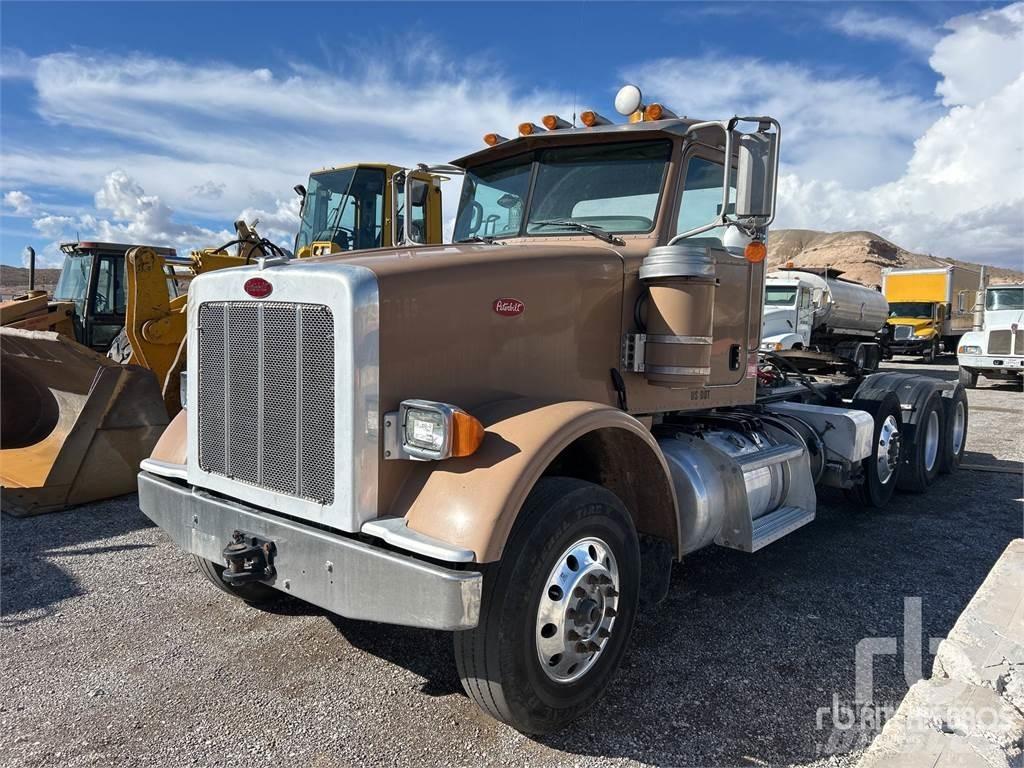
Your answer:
882,265 -> 987,361
957,285 -> 1024,389
760,266 -> 889,370
138,86 -> 970,734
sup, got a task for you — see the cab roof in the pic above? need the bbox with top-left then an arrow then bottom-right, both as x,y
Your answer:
451,117 -> 703,168
60,241 -> 177,256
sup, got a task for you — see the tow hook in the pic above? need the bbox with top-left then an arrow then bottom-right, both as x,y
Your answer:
221,530 -> 276,585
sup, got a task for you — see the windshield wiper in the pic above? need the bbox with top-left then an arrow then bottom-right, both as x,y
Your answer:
455,235 -> 502,245
531,219 -> 625,246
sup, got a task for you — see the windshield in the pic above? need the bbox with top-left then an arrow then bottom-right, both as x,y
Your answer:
765,286 -> 798,306
889,301 -> 934,319
454,140 -> 671,241
54,253 -> 92,309
986,287 -> 1024,311
294,167 -> 386,253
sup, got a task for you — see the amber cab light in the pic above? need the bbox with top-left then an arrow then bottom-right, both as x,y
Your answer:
518,122 -> 543,137
580,110 -> 610,127
744,241 -> 768,264
483,133 -> 508,146
542,114 -> 571,130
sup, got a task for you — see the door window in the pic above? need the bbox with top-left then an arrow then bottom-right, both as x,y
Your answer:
92,255 -> 126,315
676,157 -> 736,242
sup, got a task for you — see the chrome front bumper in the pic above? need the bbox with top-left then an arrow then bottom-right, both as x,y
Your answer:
138,472 -> 481,630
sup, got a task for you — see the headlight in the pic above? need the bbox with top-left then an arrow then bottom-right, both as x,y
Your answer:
180,371 -> 188,409
398,399 -> 484,460
959,345 -> 982,355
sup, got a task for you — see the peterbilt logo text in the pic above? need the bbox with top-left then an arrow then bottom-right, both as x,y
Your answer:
244,277 -> 273,298
493,298 -> 525,316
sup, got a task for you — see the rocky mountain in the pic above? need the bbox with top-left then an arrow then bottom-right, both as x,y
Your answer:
0,266 -> 61,298
767,229 -> 1023,288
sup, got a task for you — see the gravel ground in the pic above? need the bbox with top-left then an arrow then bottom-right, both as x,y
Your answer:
2,361 -> 1021,768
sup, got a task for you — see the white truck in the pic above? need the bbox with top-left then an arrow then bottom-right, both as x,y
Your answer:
761,267 -> 889,370
957,285 -> 1024,388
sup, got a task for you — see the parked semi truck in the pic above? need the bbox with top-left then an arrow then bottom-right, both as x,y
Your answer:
882,265 -> 987,361
761,266 -> 889,370
138,86 -> 969,734
957,284 -> 1024,388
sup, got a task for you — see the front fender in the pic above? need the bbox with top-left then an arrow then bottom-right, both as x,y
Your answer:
958,330 -> 984,350
762,332 -> 804,350
392,399 -> 678,562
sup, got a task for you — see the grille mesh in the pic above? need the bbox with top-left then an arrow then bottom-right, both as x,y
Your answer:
1016,331 -> 1024,355
197,301 -> 335,505
988,330 -> 1012,355
894,325 -> 914,340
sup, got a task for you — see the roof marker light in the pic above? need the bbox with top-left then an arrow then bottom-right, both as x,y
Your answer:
483,133 -> 509,146
644,103 -> 677,121
542,114 -> 571,130
518,122 -> 545,137
580,110 -> 611,127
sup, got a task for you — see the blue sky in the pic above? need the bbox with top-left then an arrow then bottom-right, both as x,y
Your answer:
2,1 -> 1022,268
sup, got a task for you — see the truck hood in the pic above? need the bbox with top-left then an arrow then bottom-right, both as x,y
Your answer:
762,306 -> 797,339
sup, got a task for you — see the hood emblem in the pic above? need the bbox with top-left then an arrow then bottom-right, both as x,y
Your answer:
244,277 -> 273,298
493,298 -> 524,316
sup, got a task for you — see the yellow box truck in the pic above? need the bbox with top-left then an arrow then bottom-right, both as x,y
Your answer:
882,265 -> 987,361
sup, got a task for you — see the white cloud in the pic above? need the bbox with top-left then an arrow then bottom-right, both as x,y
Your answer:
3,190 -> 32,215
627,2 -> 1024,268
831,9 -> 940,54
30,171 -> 233,258
931,2 -> 1024,106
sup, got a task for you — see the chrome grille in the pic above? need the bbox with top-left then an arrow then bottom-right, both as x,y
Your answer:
894,325 -> 914,340
197,301 -> 335,505
1016,331 -> 1024,354
988,330 -> 1012,355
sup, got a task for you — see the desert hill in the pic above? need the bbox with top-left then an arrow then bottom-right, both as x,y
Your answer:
0,265 -> 61,298
767,229 -> 1023,287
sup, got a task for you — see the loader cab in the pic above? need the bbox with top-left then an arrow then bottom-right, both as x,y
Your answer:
54,241 -> 177,352
294,163 -> 444,258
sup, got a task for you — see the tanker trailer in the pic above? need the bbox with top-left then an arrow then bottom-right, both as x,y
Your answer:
761,266 -> 889,371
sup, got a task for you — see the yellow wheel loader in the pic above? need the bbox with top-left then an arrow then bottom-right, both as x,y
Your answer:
1,164 -> 447,516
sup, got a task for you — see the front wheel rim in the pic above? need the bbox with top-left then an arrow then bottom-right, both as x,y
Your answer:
924,410 -> 940,471
535,536 -> 620,684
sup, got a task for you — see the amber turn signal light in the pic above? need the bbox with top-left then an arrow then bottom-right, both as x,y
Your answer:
451,410 -> 486,458
744,241 -> 768,263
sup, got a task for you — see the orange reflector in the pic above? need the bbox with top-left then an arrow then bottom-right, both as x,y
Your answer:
483,133 -> 507,146
785,260 -> 794,268
451,410 -> 485,457
745,241 -> 768,263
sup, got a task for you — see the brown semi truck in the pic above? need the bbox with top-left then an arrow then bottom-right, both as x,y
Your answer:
138,86 -> 969,734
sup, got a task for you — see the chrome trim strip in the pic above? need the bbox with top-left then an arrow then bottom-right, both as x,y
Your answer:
644,364 -> 712,376
644,334 -> 713,345
139,458 -> 188,480
361,517 -> 476,563
139,472 -> 480,630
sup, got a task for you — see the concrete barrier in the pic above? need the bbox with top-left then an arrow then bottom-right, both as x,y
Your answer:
859,538 -> 1024,768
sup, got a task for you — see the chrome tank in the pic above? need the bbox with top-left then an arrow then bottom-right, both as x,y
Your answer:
770,270 -> 888,336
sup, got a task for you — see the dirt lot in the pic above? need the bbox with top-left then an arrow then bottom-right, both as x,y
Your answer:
2,361 -> 1021,768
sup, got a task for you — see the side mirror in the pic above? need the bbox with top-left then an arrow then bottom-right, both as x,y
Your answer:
293,184 -> 306,199
734,130 -> 778,220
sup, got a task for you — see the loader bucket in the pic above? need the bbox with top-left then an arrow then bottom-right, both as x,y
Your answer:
0,328 -> 169,516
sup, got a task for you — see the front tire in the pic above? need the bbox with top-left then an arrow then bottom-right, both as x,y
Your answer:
958,366 -> 978,389
924,338 -> 939,363
454,477 -> 640,735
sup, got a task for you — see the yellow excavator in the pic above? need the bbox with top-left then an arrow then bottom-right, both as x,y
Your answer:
1,163 -> 446,516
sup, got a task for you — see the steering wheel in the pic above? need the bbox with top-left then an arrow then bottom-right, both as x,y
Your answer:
93,291 -> 109,312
